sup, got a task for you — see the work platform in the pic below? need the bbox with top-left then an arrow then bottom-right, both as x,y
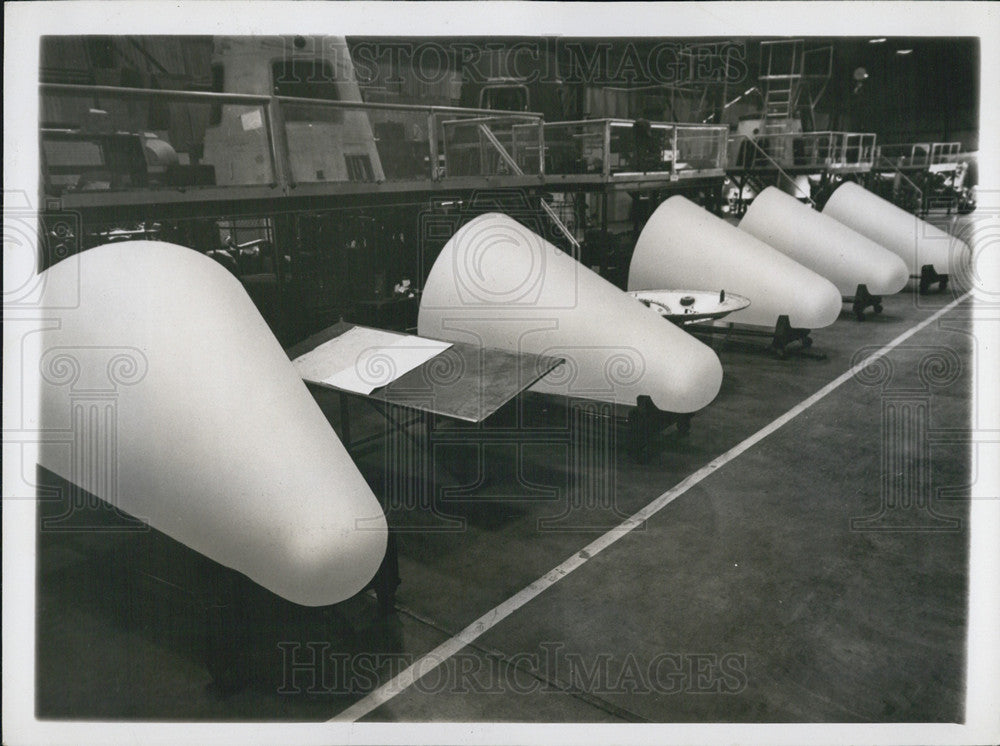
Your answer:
40,84 -> 729,220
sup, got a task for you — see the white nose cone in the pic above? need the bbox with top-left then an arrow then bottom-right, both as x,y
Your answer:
35,242 -> 387,606
628,196 -> 842,330
418,213 -> 722,413
740,187 -> 909,296
822,181 -> 972,276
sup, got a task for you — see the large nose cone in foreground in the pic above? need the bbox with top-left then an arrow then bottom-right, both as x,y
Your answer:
628,196 -> 843,330
35,241 -> 387,606
740,187 -> 909,296
822,181 -> 972,276
418,213 -> 722,413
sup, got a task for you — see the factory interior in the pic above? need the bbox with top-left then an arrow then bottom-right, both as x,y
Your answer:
7,22 -> 997,742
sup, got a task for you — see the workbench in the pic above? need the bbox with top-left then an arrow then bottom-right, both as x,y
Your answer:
286,321 -> 564,613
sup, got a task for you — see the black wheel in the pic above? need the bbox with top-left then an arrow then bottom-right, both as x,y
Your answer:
919,278 -> 931,294
939,277 -> 949,292
874,304 -> 883,314
802,336 -> 813,349
855,309 -> 866,321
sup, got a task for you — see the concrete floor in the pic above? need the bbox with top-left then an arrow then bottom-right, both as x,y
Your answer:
35,259 -> 973,724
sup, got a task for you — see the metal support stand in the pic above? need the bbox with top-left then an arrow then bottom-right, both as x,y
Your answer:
367,532 -> 400,616
688,315 -> 825,359
846,283 -> 883,321
918,264 -> 949,294
625,395 -> 691,463
769,315 -> 821,358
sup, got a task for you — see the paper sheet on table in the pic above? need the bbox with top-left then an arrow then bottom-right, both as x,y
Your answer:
293,327 -> 452,395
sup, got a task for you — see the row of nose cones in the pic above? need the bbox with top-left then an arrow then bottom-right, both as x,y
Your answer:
32,182 -> 972,607
421,181 -> 973,416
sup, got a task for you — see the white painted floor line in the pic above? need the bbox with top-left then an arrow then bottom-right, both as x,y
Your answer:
330,294 -> 971,723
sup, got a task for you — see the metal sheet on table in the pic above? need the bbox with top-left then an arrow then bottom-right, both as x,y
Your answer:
287,322 -> 563,423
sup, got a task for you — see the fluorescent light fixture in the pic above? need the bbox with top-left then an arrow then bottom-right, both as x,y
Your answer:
868,38 -> 887,44
896,49 -> 913,55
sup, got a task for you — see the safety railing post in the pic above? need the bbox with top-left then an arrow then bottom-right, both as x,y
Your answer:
427,112 -> 440,181
602,120 -> 612,179
267,96 -> 293,191
538,117 -> 545,176
671,126 -> 679,179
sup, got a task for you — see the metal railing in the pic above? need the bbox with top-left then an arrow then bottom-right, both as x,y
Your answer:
834,132 -> 877,169
729,134 -> 815,205
539,199 -> 580,253
930,142 -> 961,164
877,141 -> 962,169
439,115 -> 544,178
873,155 -> 926,214
40,83 -> 280,192
541,118 -> 728,179
42,83 -> 871,201
675,124 -> 730,172
39,83 -> 545,195
727,130 -> 876,171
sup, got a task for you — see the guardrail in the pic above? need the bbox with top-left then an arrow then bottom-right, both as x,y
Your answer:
836,132 -> 877,169
43,84 -> 729,196
727,130 -> 876,171
930,142 -> 961,164
541,118 -> 728,179
39,83 -> 545,196
874,155 -> 925,212
876,141 -> 962,169
729,134 -> 815,206
441,115 -> 544,178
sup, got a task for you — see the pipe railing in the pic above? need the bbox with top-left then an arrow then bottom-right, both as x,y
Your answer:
539,199 -> 581,254
438,114 -> 544,178
727,130 -> 876,171
877,142 -> 962,169
42,82 -> 878,202
875,154 -> 925,211
730,134 -> 815,206
40,83 -> 546,191
542,119 -> 729,178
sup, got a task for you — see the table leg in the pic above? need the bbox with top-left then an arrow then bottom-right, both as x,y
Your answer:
372,530 -> 400,616
339,392 -> 353,448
